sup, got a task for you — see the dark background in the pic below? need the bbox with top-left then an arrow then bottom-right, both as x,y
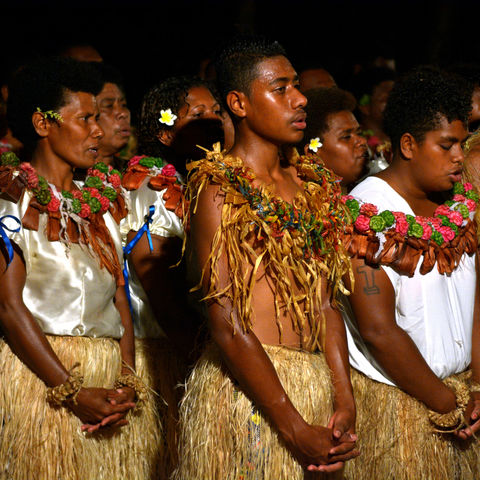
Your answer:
2,0 -> 480,119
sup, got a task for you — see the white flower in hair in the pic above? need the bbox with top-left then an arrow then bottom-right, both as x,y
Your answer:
159,109 -> 177,126
308,137 -> 322,153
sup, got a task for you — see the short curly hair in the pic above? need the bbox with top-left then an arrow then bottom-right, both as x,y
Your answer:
383,65 -> 472,154
213,34 -> 286,114
7,56 -> 103,151
137,75 -> 219,158
299,87 -> 357,151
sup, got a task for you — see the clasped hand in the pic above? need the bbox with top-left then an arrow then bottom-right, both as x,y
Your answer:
66,386 -> 136,433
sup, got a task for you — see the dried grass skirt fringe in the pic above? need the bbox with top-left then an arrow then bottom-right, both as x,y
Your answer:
0,335 -> 166,480
344,368 -> 480,480
173,343 -> 343,480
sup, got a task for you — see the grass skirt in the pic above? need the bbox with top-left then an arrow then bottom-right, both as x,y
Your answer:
344,368 -> 480,480
173,343 -> 343,480
0,335 -> 164,480
135,337 -> 187,478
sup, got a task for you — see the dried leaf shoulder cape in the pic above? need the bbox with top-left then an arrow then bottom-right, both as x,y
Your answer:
185,146 -> 353,350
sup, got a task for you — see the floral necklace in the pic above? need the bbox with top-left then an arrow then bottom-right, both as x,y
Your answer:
343,182 -> 479,246
1,152 -> 124,220
204,151 -> 349,260
341,182 -> 479,276
0,151 -> 127,284
122,155 -> 184,218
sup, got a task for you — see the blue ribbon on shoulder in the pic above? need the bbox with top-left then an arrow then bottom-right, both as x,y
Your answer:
0,215 -> 21,267
122,205 -> 155,322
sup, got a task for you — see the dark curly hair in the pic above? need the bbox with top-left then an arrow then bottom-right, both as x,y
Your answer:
7,56 -> 103,151
299,87 -> 357,151
213,34 -> 286,114
137,75 -> 218,158
383,65 -> 473,154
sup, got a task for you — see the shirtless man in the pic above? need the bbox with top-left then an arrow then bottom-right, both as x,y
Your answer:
174,35 -> 358,479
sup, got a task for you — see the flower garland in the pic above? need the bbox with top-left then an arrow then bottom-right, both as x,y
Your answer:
122,155 -> 184,218
343,182 -> 478,245
1,153 -> 124,221
0,151 -> 127,284
341,182 -> 479,275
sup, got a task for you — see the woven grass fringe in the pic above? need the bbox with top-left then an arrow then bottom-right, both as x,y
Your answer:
135,337 -> 188,478
344,368 -> 480,480
173,343 -> 343,480
0,335 -> 163,480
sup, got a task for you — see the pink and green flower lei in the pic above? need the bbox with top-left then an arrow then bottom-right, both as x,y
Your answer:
127,155 -> 179,180
342,182 -> 479,246
0,152 -> 123,220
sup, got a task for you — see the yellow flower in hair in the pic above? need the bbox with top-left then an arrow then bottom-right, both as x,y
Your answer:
308,137 -> 322,153
159,109 -> 177,126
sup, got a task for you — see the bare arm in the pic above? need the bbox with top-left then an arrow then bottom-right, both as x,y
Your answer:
0,244 -> 134,426
348,257 -> 456,413
323,293 -> 356,438
190,184 -> 358,469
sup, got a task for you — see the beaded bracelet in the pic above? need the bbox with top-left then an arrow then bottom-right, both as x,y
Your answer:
427,377 -> 470,433
114,373 -> 148,409
46,365 -> 84,407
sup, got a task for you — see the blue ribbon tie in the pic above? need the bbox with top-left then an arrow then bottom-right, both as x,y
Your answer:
0,215 -> 21,267
123,205 -> 155,322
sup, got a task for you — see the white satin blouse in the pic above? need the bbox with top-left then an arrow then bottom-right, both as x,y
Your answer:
0,189 -> 124,339
120,178 -> 184,339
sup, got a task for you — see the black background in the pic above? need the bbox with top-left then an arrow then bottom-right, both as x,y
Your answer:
2,0 -> 480,119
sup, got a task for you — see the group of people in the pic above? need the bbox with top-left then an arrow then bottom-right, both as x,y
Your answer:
1,34 -> 480,480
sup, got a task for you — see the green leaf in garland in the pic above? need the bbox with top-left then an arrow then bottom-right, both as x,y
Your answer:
1,151 -> 20,166
431,230 -> 444,245
406,214 -> 415,225
370,215 -> 386,232
36,188 -> 51,205
62,191 -> 73,199
103,186 -> 117,201
444,200 -> 455,207
82,190 -> 91,201
408,222 -> 423,238
466,190 -> 479,202
93,162 -> 109,174
455,204 -> 470,219
88,197 -> 101,213
85,176 -> 103,189
379,210 -> 395,227
139,157 -> 156,168
453,182 -> 465,195
72,198 -> 82,214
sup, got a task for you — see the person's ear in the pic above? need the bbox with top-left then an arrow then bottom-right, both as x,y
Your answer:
157,129 -> 174,147
399,132 -> 416,160
32,111 -> 50,138
226,91 -> 248,119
